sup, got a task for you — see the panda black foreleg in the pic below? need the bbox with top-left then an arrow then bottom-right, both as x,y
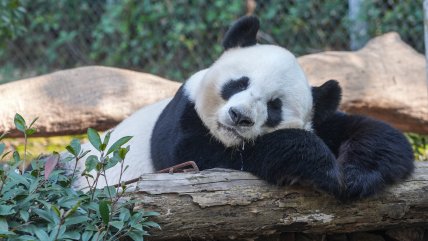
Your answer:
316,113 -> 415,201
243,129 -> 344,198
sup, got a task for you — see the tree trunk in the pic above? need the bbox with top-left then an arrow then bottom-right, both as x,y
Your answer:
127,162 -> 428,241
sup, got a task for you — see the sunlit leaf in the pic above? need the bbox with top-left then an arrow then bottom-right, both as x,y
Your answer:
107,136 -> 132,155
14,113 -> 26,132
87,128 -> 102,151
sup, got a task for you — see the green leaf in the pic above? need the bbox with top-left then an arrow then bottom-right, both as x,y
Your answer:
119,208 -> 131,222
0,205 -> 15,215
13,151 -> 20,163
33,208 -> 54,223
118,146 -> 129,160
1,151 -> 11,161
66,146 -> 76,156
128,230 -> 145,241
25,128 -> 36,136
8,171 -> 29,186
99,200 -> 110,226
85,155 -> 98,172
70,138 -> 81,156
0,143 -> 5,156
109,220 -> 124,230
87,128 -> 102,151
63,231 -> 81,240
34,228 -> 49,241
14,113 -> 26,132
81,231 -> 93,241
107,136 -> 133,155
52,205 -> 61,218
0,218 -> 8,233
19,210 -> 29,222
0,132 -> 8,141
64,201 -> 81,218
64,216 -> 89,226
28,117 -> 39,128
102,131 -> 112,148
79,150 -> 91,158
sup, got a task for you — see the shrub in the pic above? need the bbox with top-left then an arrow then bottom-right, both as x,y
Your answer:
0,114 -> 159,240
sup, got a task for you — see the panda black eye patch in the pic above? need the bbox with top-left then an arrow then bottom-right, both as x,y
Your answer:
265,98 -> 282,127
221,76 -> 250,100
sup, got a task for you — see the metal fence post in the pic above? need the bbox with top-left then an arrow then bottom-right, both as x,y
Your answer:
349,0 -> 368,50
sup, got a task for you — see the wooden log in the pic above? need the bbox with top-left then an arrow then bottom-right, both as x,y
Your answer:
127,162 -> 428,241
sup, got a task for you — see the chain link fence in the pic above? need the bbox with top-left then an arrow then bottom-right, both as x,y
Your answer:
0,0 -> 423,83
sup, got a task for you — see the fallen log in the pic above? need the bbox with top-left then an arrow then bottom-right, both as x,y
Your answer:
128,162 -> 428,241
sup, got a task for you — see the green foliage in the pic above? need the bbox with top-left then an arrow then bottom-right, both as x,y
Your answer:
360,0 -> 423,53
0,1 -> 424,83
406,133 -> 428,161
0,115 -> 159,240
0,0 -> 26,46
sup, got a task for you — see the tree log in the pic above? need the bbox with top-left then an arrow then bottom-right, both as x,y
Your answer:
127,162 -> 428,241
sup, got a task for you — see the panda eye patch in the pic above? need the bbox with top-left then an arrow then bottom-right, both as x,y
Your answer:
266,98 -> 282,127
221,76 -> 250,100
268,98 -> 282,110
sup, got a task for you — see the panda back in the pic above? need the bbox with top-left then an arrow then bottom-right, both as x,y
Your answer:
72,98 -> 171,188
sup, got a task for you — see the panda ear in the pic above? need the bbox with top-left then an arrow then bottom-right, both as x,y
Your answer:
312,80 -> 342,125
222,16 -> 260,50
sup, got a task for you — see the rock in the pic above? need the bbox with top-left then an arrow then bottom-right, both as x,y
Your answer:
0,66 -> 180,137
299,32 -> 428,134
1,33 -> 426,137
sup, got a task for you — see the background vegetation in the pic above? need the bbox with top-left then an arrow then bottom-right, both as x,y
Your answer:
0,0 -> 423,83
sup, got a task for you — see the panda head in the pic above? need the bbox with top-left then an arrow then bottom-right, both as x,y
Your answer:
190,16 -> 313,147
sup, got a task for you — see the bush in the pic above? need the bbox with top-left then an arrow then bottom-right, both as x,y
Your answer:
0,114 -> 159,240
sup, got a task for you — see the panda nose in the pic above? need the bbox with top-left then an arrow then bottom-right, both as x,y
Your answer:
228,107 -> 254,127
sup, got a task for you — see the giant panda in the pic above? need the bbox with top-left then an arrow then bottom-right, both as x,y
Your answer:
74,16 -> 414,201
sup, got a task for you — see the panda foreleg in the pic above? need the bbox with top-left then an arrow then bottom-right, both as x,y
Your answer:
325,114 -> 415,201
244,129 -> 344,198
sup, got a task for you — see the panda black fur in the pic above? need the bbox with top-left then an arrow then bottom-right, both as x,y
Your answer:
76,16 -> 414,201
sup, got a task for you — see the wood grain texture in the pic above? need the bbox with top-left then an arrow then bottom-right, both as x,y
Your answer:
127,162 -> 428,241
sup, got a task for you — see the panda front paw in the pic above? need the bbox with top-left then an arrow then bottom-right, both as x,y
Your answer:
244,129 -> 343,198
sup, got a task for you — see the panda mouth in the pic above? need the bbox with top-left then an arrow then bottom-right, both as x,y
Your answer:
217,122 -> 244,140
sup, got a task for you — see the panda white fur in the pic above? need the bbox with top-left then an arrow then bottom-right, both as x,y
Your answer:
74,16 -> 414,201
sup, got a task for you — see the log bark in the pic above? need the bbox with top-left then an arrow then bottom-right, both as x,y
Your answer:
127,162 -> 428,241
